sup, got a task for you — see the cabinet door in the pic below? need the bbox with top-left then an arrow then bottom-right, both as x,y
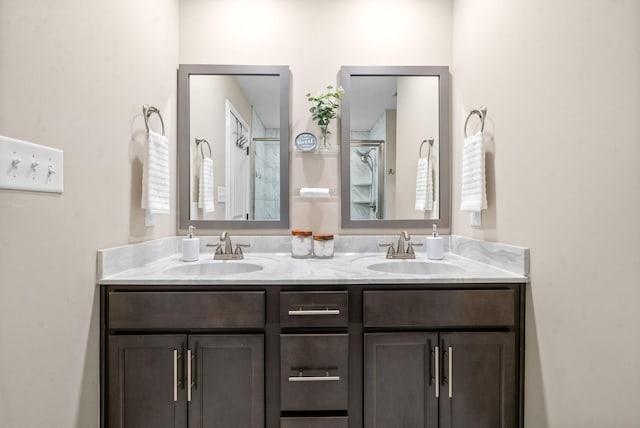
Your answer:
440,332 -> 516,428
188,335 -> 264,428
364,333 -> 438,428
108,335 -> 187,428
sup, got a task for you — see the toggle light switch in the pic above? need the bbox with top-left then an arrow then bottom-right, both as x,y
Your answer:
0,135 -> 64,193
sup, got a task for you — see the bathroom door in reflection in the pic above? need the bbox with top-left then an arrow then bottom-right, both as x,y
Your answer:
350,140 -> 385,220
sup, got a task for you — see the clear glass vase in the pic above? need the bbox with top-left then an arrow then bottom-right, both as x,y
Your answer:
318,127 -> 329,151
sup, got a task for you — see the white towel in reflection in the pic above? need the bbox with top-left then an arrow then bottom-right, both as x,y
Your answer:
460,131 -> 487,213
141,129 -> 170,215
299,187 -> 330,198
198,156 -> 215,213
415,156 -> 434,211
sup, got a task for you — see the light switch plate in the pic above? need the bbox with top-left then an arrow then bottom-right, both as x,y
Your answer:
0,135 -> 64,193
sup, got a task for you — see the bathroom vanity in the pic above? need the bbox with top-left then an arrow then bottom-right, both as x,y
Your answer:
98,236 -> 528,428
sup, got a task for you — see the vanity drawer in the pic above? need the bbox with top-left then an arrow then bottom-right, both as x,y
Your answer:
281,417 -> 348,428
363,289 -> 515,328
280,291 -> 348,328
108,291 -> 265,329
280,334 -> 348,411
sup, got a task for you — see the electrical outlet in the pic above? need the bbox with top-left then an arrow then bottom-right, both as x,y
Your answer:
0,135 -> 64,193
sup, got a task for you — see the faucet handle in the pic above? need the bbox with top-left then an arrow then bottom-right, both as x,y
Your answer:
407,242 -> 423,255
206,242 -> 223,254
234,243 -> 250,256
379,242 -> 396,258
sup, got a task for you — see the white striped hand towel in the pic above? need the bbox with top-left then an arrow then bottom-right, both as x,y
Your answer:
198,156 -> 215,212
460,131 -> 487,212
415,156 -> 434,211
141,129 -> 170,215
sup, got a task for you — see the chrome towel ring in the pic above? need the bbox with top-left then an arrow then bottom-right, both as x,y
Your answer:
464,106 -> 487,138
195,137 -> 212,158
419,137 -> 435,158
143,104 -> 166,136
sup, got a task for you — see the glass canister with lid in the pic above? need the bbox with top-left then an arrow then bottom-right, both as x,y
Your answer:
291,230 -> 313,258
313,233 -> 334,258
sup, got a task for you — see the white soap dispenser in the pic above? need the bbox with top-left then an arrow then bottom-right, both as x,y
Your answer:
426,224 -> 444,260
182,226 -> 200,262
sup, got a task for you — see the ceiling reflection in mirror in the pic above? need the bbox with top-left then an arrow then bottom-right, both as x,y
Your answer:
340,66 -> 450,229
178,65 -> 290,230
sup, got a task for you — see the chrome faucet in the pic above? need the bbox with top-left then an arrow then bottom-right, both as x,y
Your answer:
379,231 -> 423,259
206,231 -> 250,260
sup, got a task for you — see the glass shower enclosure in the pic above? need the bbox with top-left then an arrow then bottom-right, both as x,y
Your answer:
350,140 -> 385,220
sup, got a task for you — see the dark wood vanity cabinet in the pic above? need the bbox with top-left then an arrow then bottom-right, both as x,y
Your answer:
103,290 -> 265,428
363,290 -> 521,428
101,284 -> 524,428
364,332 -> 516,428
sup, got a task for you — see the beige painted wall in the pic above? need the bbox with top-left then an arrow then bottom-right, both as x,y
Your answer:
0,1 -> 178,427
452,0 -> 640,426
179,0 -> 454,234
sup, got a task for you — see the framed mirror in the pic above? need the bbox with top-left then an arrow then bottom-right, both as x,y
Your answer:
340,66 -> 450,229
178,64 -> 290,229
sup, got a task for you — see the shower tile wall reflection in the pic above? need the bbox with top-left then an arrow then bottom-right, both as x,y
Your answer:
252,110 -> 280,220
254,139 -> 280,220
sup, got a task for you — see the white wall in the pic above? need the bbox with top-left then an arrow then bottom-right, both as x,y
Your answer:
0,1 -> 179,427
179,0 -> 454,234
452,0 -> 640,426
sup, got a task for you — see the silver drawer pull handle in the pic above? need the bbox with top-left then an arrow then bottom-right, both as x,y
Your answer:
288,309 -> 340,316
289,371 -> 340,382
288,375 -> 341,382
173,350 -> 178,402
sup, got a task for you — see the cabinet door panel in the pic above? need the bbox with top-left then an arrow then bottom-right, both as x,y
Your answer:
364,333 -> 438,428
189,335 -> 264,428
440,332 -> 516,428
108,335 -> 187,428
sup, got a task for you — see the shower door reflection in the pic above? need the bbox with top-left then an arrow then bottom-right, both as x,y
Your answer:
350,140 -> 385,220
251,137 -> 280,220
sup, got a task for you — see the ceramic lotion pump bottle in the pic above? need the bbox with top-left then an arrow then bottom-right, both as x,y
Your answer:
182,226 -> 200,262
426,224 -> 444,260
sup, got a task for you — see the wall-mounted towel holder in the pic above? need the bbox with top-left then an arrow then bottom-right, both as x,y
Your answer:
464,106 -> 487,138
419,137 -> 435,158
143,104 -> 165,136
195,137 -> 212,158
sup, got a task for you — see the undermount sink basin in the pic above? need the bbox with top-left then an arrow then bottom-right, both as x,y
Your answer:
164,262 -> 263,276
367,261 -> 465,275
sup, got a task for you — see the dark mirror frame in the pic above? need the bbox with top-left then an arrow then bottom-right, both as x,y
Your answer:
340,65 -> 450,229
178,64 -> 290,230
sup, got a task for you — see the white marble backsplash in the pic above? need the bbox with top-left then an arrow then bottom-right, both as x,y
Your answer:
450,235 -> 529,277
98,234 -> 528,281
97,236 -> 179,279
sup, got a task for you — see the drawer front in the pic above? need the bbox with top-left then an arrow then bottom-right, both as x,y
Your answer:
108,291 -> 265,329
364,289 -> 515,328
280,291 -> 348,328
281,417 -> 348,428
280,334 -> 348,411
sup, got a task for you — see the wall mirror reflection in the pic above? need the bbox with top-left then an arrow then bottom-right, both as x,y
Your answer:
340,66 -> 450,229
178,65 -> 290,230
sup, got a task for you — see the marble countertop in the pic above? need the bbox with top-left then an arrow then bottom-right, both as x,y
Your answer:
97,235 -> 529,285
